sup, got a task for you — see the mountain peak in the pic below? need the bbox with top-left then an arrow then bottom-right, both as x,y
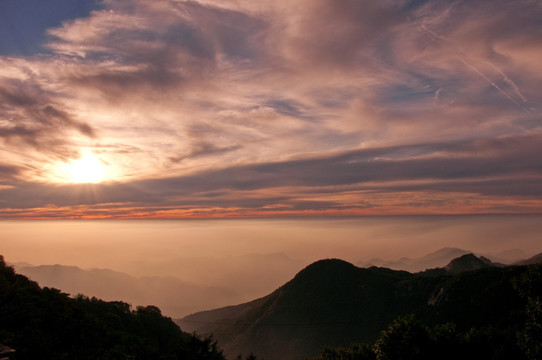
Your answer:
358,247 -> 472,272
444,253 -> 494,274
283,259 -> 362,297
293,258 -> 356,278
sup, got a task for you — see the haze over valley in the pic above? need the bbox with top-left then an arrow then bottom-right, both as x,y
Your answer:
3,216 -> 541,318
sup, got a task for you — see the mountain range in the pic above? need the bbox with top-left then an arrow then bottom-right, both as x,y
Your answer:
13,252 -> 304,318
357,247 -> 526,272
13,264 -> 238,318
0,255 -> 227,360
178,252 -> 541,360
11,247 -> 538,320
514,252 -> 542,266
3,249 -> 542,360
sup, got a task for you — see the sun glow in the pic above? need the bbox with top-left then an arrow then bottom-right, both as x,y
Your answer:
52,150 -> 110,184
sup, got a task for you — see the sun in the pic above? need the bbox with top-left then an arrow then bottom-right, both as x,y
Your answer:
67,151 -> 107,183
51,150 -> 110,184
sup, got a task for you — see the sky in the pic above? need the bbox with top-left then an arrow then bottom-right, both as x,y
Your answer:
1,0 -> 542,219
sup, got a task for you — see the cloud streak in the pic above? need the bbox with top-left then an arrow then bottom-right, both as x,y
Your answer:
2,133 -> 542,217
0,0 -> 541,217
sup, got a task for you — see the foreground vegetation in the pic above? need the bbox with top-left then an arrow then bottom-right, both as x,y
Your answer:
0,255 -> 225,360
1,254 -> 541,360
182,256 -> 542,360
311,264 -> 542,360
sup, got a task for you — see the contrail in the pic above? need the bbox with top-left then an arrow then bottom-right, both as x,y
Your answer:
454,55 -> 523,107
418,24 -> 532,112
484,61 -> 529,103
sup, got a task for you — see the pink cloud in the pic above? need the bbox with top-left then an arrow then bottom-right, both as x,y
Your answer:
1,0 -> 541,217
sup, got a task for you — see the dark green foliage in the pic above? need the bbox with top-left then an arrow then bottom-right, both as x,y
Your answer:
193,258 -> 540,360
516,264 -> 542,360
373,315 -> 431,360
0,255 -> 226,360
210,260 -> 413,360
3,253 -> 541,360
312,316 -> 527,360
316,343 -> 376,360
415,266 -> 526,330
235,354 -> 258,360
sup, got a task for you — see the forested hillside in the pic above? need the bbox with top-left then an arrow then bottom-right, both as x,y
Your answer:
0,255 -> 226,360
3,252 -> 541,360
180,256 -> 542,360
311,261 -> 542,360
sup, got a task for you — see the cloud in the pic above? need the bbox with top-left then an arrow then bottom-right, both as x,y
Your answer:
168,141 -> 241,163
0,163 -> 21,184
0,0 -> 541,216
0,75 -> 96,157
2,133 -> 542,217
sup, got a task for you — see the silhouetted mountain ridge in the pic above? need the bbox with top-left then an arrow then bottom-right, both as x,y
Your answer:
0,255 -> 226,360
181,259 -> 414,359
444,253 -> 494,273
358,247 -> 528,272
358,247 -> 471,272
15,263 -> 238,318
514,252 -> 542,266
12,252 -> 304,318
417,253 -> 498,277
180,254 -> 537,360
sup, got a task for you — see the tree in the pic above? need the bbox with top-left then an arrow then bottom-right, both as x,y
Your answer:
316,343 -> 375,360
0,256 -> 227,360
516,264 -> 542,360
373,315 -> 431,360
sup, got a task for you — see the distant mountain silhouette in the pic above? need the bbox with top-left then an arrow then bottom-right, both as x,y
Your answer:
358,247 -> 528,272
110,252 -> 305,304
443,253 -> 494,274
418,253 -> 497,277
484,248 -> 528,264
179,256 -> 531,360
514,252 -> 542,266
0,256 -> 226,360
358,247 -> 471,272
15,264 -> 238,318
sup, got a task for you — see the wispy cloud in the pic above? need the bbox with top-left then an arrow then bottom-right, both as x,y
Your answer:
2,133 -> 542,217
0,0 -> 541,217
